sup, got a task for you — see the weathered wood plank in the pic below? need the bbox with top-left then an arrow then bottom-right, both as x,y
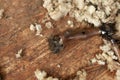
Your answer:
0,0 -> 116,80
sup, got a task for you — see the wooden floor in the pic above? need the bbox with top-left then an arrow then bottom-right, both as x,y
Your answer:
0,0 -> 116,80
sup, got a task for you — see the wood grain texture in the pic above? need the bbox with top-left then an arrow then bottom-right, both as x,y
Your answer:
0,0 -> 116,80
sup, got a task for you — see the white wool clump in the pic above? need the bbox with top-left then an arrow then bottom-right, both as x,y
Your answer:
86,0 -> 100,5
73,0 -> 85,10
35,23 -> 42,35
97,60 -> 106,65
16,49 -> 23,58
73,69 -> 87,80
45,21 -> 53,29
91,39 -> 120,71
34,69 -> 59,80
104,6 -> 112,16
0,9 -> 4,19
95,11 -> 106,20
84,15 -> 101,26
99,40 -> 120,71
30,23 -> 43,36
67,20 -> 74,27
43,0 -> 72,21
87,5 -> 96,14
71,0 -> 120,27
90,58 -> 97,64
116,69 -> 120,80
115,14 -> 120,37
35,69 -> 47,80
43,0 -> 120,27
100,43 -> 111,53
30,24 -> 36,31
